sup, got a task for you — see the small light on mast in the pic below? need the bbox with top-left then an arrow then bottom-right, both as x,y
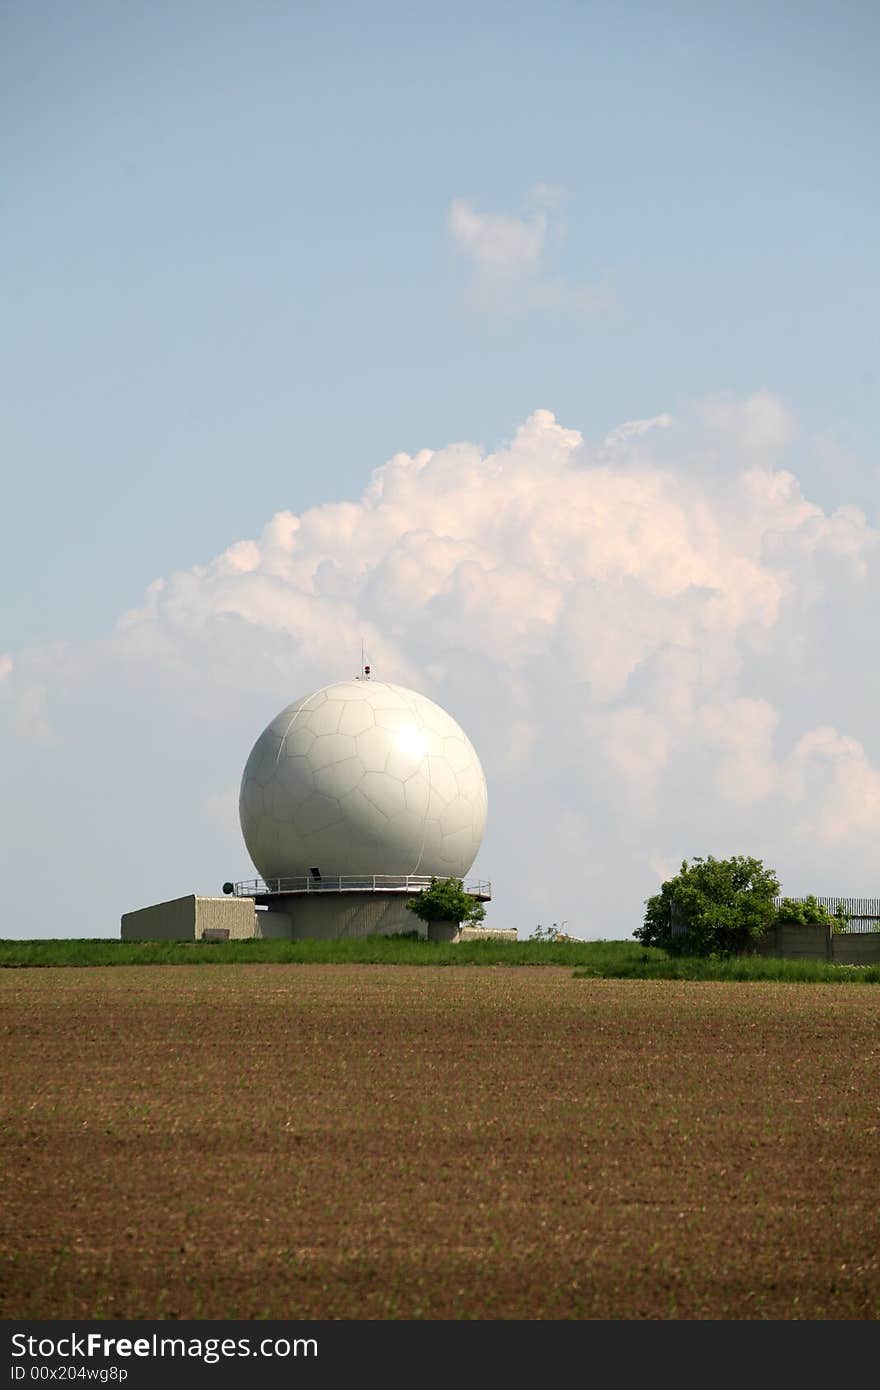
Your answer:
357,638 -> 371,681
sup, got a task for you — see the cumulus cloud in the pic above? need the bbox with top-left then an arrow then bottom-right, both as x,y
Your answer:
11,683 -> 57,744
783,727 -> 880,844
447,198 -> 547,278
447,186 -> 604,312
602,414 -> 674,450
4,391 -> 880,936
703,389 -> 796,453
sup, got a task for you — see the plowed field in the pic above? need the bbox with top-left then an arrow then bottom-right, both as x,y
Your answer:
2,966 -> 878,1319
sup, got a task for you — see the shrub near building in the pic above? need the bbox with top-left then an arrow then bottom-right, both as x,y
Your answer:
775,894 -> 849,934
637,855 -> 780,957
638,859 -> 853,957
406,877 -> 486,931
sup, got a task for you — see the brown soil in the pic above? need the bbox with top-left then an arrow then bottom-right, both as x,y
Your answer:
1,965 -> 878,1319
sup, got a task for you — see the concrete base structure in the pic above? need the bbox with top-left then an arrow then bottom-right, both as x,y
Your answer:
122,887 -> 508,944
121,895 -> 257,941
121,891 -> 439,941
259,891 -> 427,940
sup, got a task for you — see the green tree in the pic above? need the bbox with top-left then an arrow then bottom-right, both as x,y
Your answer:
406,877 -> 486,928
636,855 -> 780,957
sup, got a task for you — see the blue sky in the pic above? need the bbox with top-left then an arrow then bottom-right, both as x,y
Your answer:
2,1 -> 879,937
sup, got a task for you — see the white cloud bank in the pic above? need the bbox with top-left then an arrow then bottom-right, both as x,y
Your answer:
3,393 -> 880,937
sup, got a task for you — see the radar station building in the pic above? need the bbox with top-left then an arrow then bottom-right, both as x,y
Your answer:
122,671 -> 499,942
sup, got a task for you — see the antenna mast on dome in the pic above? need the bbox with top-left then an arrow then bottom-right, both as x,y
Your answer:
356,638 -> 371,681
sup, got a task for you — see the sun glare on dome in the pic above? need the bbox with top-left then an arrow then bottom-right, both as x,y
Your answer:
393,723 -> 427,760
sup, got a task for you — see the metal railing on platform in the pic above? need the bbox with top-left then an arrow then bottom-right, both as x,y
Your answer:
233,874 -> 492,900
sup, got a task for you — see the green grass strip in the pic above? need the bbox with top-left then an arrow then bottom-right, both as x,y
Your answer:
0,937 -> 652,969
573,953 -> 880,983
4,938 -> 877,980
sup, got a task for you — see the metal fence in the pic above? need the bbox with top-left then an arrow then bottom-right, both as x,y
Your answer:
233,874 -> 492,900
670,895 -> 880,936
772,896 -> 880,933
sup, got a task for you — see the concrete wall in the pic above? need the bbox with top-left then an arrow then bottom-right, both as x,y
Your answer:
266,896 -> 513,942
753,923 -> 830,959
829,932 -> 880,965
426,922 -> 517,943
254,907 -> 295,940
753,923 -> 880,965
194,897 -> 256,940
257,892 -> 426,941
458,926 -> 518,943
427,920 -> 458,943
122,896 -> 195,941
121,895 -> 256,941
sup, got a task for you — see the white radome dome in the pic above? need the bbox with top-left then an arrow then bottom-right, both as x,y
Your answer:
239,680 -> 488,880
